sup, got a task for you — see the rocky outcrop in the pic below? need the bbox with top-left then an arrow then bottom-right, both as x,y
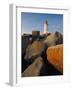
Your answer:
24,40 -> 46,60
22,56 -> 44,77
46,44 -> 63,73
22,31 -> 63,76
44,31 -> 63,47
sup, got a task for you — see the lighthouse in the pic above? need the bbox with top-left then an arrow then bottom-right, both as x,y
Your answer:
44,20 -> 48,34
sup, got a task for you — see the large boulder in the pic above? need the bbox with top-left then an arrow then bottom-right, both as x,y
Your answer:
22,56 -> 44,77
46,44 -> 63,73
44,31 -> 63,47
24,40 -> 46,60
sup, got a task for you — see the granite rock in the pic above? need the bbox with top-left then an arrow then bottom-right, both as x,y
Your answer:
46,44 -> 63,73
24,40 -> 46,60
44,31 -> 63,47
22,56 -> 44,77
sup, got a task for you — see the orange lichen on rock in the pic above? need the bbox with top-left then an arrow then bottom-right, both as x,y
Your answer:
46,44 -> 63,74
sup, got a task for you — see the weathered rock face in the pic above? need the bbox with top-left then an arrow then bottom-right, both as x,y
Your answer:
44,31 -> 63,47
22,31 -> 63,76
46,44 -> 63,73
24,40 -> 46,60
22,56 -> 44,77
22,35 -> 32,55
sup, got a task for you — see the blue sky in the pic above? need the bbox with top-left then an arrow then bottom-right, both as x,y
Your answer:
21,12 -> 63,34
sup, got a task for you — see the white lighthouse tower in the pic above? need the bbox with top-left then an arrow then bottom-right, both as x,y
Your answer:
44,20 -> 48,34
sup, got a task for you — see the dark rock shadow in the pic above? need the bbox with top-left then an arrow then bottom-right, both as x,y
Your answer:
40,49 -> 62,76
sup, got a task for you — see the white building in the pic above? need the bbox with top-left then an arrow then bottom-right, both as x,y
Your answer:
44,20 -> 48,34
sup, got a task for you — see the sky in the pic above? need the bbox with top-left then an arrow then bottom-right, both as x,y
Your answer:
21,12 -> 63,34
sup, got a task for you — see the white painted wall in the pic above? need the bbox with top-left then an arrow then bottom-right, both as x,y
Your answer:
44,21 -> 48,34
